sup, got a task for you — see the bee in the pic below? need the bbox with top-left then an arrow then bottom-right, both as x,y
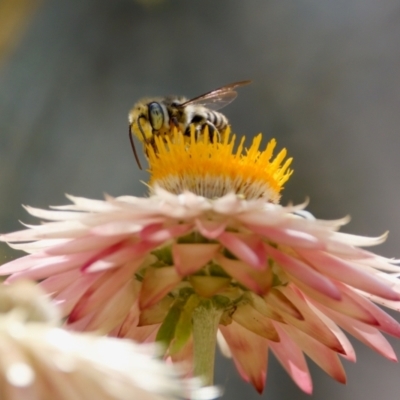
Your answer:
128,80 -> 251,169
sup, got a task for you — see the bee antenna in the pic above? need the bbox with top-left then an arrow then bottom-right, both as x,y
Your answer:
129,126 -> 143,170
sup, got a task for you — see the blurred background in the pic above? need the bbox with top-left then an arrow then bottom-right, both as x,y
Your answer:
1,0 -> 400,398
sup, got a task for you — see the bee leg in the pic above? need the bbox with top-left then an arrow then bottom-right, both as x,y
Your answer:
200,122 -> 220,142
170,116 -> 179,129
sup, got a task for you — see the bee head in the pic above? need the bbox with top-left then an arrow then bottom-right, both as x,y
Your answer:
128,100 -> 155,144
128,98 -> 169,170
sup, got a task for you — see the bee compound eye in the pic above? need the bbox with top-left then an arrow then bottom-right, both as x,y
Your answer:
148,102 -> 164,130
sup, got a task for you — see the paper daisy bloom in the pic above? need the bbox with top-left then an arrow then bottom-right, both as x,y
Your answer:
2,128 -> 400,394
0,281 -> 216,400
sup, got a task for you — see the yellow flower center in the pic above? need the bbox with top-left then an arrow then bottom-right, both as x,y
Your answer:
146,127 -> 293,202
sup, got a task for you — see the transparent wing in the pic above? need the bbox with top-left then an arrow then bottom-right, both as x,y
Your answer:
179,80 -> 252,111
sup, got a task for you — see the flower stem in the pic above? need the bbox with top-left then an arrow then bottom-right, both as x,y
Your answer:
192,300 -> 223,386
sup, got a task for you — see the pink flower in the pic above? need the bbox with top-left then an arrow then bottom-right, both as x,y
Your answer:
1,130 -> 400,394
1,187 -> 400,394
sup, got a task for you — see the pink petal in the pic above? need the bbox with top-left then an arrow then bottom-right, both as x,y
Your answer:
216,255 -> 272,295
68,264 -> 139,323
7,238 -> 68,253
264,244 -> 341,300
269,323 -> 313,394
298,249 -> 400,301
54,271 -> 104,316
317,305 -> 397,361
139,296 -> 174,326
39,269 -> 83,295
247,224 -> 323,249
86,251 -> 146,273
294,280 -> 379,326
220,321 -> 268,393
195,219 -> 227,239
267,289 -> 304,320
122,323 -> 160,343
280,323 -> 347,384
82,279 -> 137,333
0,250 -> 92,275
1,221 -> 87,241
306,301 -> 356,362
278,286 -> 345,354
232,303 -> 279,341
4,250 -> 99,282
246,292 -> 284,322
139,267 -> 182,309
23,205 -> 87,220
45,234 -> 129,255
140,223 -> 192,243
65,311 -> 95,331
219,232 -> 266,270
116,301 -> 141,337
337,283 -> 400,338
64,194 -> 118,211
89,220 -> 143,236
172,243 -> 220,276
81,241 -> 153,272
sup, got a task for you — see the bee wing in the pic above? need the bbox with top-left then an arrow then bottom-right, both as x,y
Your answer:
179,80 -> 251,111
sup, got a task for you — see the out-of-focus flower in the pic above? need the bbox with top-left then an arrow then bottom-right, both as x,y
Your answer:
0,281 -> 219,400
1,129 -> 400,394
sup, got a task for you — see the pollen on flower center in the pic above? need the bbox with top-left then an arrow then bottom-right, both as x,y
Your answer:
146,127 -> 293,202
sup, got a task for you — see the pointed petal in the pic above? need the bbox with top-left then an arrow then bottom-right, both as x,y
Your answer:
68,263 -> 138,322
317,305 -> 397,361
1,221 -> 87,241
46,234 -> 128,255
123,324 -> 160,343
172,243 -> 220,276
64,194 -> 118,211
140,223 -> 192,243
280,323 -> 347,384
247,224 -> 322,249
189,276 -> 231,298
266,289 -> 304,320
264,244 -> 341,300
83,279 -> 137,333
22,205 -> 87,220
295,280 -> 379,326
90,220 -> 143,236
217,329 -> 232,358
245,292 -> 285,322
337,283 -> 400,338
82,241 -> 151,272
0,249 -> 95,277
220,321 -> 268,393
219,232 -> 266,270
306,301 -> 356,362
278,286 -> 345,354
216,255 -> 272,295
298,249 -> 400,301
54,271 -> 104,317
269,323 -> 313,394
139,267 -> 182,309
116,301 -> 141,337
195,218 -> 227,239
39,269 -> 82,295
232,303 -> 279,341
139,296 -> 174,326
7,238 -> 68,253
